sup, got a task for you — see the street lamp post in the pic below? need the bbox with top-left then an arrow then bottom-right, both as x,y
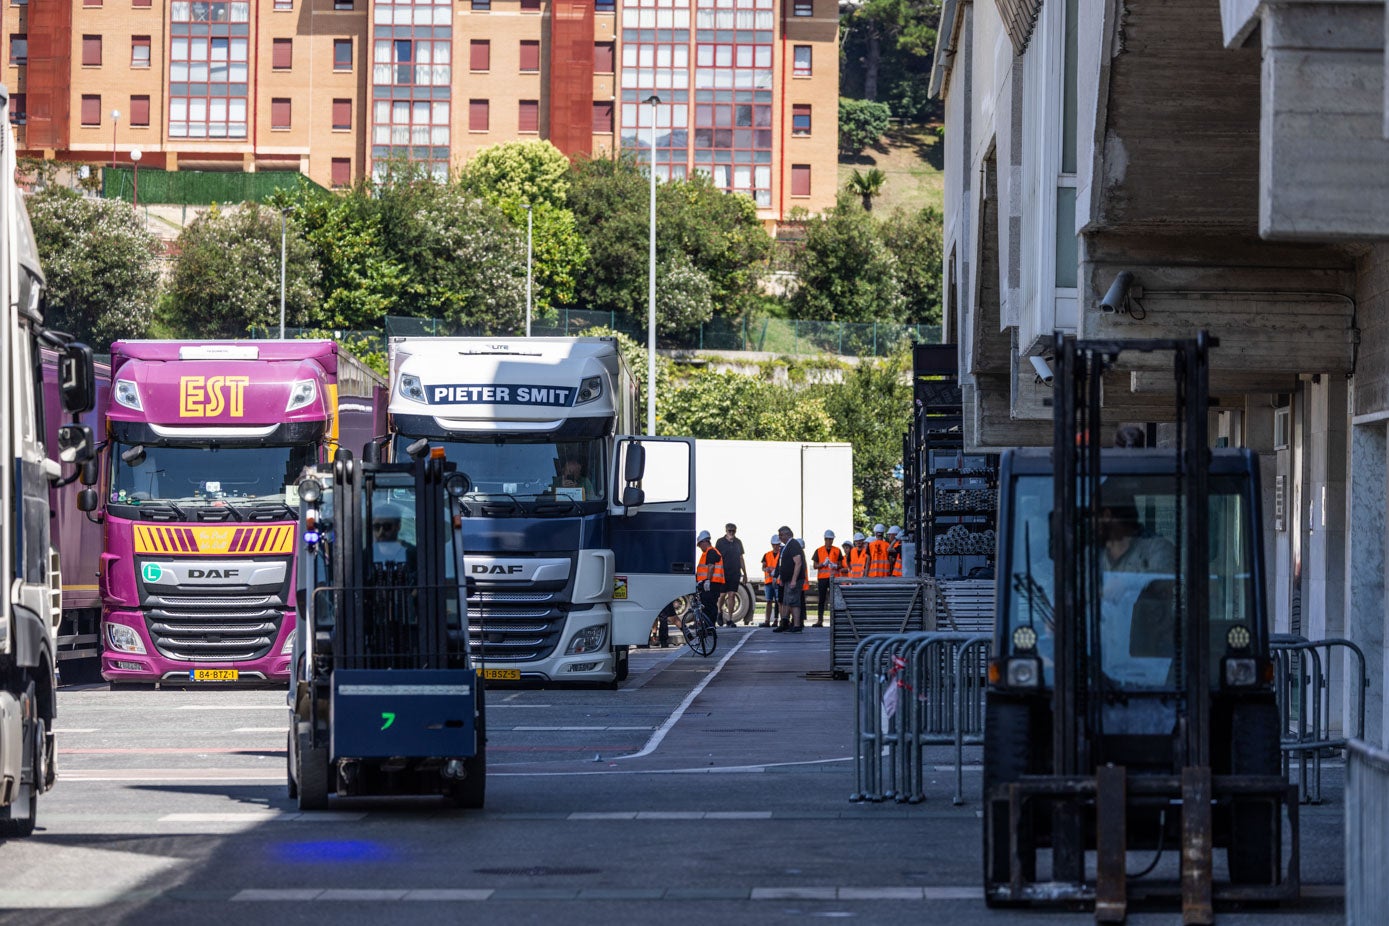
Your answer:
109,109 -> 120,198
523,203 -> 533,337
130,148 -> 142,209
279,208 -> 288,339
645,94 -> 660,436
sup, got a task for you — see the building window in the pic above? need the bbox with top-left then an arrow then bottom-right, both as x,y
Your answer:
470,0 -> 489,10
273,0 -> 291,9
168,1 -> 250,140
592,101 -> 612,133
791,103 -> 810,136
132,0 -> 151,7
271,98 -> 291,130
334,0 -> 353,8
9,93 -> 24,125
469,39 -> 489,71
333,39 -> 352,71
791,164 -> 810,196
272,38 -> 292,70
130,95 -> 150,126
792,45 -> 811,77
81,95 -> 101,126
82,35 -> 102,67
8,34 -> 25,65
594,0 -> 613,9
83,0 -> 101,7
331,158 -> 350,188
469,99 -> 488,132
518,100 -> 539,133
332,98 -> 351,130
519,40 -> 539,73
131,35 -> 151,68
593,41 -> 613,73
520,0 -> 540,10
793,0 -> 811,14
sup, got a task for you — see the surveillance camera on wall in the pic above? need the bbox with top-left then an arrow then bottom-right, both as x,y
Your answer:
1099,271 -> 1135,314
1030,355 -> 1054,386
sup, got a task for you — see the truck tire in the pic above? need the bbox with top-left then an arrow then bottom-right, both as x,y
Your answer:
982,695 -> 1035,903
449,688 -> 486,809
286,730 -> 298,800
0,687 -> 40,838
296,729 -> 331,811
1228,701 -> 1280,885
720,582 -> 754,625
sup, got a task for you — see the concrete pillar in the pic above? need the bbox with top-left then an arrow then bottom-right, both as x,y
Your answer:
1245,397 -> 1281,623
1347,421 -> 1386,747
1303,377 -> 1350,733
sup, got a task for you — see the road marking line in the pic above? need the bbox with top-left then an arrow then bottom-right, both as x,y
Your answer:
567,811 -> 638,820
838,887 -> 925,899
233,889 -> 323,901
403,889 -> 494,901
319,889 -> 409,901
613,630 -> 754,761
922,887 -> 984,899
51,728 -> 98,734
751,887 -> 837,900
635,811 -> 704,820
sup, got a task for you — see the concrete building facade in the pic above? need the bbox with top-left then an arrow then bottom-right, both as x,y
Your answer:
2,0 -> 838,218
931,0 -> 1389,747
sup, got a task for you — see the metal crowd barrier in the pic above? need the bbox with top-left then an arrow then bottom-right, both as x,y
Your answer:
1346,738 -> 1389,925
850,631 -> 991,806
1271,635 -> 1369,803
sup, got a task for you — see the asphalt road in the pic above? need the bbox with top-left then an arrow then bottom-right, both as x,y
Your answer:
0,629 -> 1347,925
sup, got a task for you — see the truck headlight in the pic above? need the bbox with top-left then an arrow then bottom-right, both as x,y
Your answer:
286,380 -> 318,412
575,376 -> 603,405
106,623 -> 147,654
565,624 -> 607,655
281,629 -> 296,655
399,374 -> 426,403
1005,656 -> 1042,688
1223,657 -> 1258,688
113,379 -> 142,411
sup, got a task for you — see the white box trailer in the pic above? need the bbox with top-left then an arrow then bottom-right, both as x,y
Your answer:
693,440 -> 853,618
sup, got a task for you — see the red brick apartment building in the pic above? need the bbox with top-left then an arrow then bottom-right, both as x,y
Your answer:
2,0 -> 838,218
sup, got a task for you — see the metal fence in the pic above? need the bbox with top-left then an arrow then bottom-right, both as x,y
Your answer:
850,631 -> 991,806
1271,634 -> 1369,803
1346,738 -> 1389,925
102,166 -> 320,205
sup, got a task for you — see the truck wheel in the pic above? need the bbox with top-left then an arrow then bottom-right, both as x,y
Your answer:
614,646 -> 630,683
0,691 -> 40,838
286,730 -> 298,800
720,582 -> 754,625
983,695 -> 1035,904
1228,701 -> 1280,885
296,729 -> 330,811
449,689 -> 486,809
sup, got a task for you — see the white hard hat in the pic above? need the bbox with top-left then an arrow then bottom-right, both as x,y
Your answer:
853,531 -> 865,542
888,525 -> 901,535
873,523 -> 886,534
696,529 -> 711,543
824,529 -> 835,538
771,534 -> 781,544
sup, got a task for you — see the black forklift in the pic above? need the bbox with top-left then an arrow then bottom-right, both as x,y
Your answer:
983,333 -> 1297,922
286,448 -> 485,809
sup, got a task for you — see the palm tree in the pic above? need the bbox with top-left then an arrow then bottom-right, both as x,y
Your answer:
846,168 -> 886,211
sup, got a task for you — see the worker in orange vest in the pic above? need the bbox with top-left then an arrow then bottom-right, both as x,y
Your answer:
812,529 -> 842,627
866,523 -> 891,577
847,532 -> 869,578
694,529 -> 724,627
760,534 -> 782,627
887,525 -> 904,577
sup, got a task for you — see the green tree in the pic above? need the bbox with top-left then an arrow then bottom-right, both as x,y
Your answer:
790,194 -> 905,324
495,198 -> 589,318
27,187 -> 164,349
880,207 -> 944,325
661,369 -> 834,442
457,140 -> 572,209
838,98 -> 893,156
842,0 -> 941,121
166,203 -> 321,338
846,168 -> 887,211
813,350 -> 911,527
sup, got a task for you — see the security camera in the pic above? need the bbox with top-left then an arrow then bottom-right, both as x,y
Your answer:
1030,355 -> 1054,387
1099,271 -> 1135,314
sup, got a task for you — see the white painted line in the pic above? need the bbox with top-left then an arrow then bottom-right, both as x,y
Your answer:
613,630 -> 754,761
922,886 -> 984,900
838,887 -> 926,900
635,811 -> 705,820
234,889 -> 323,901
159,813 -> 278,823
489,703 -> 553,708
751,887 -> 837,900
608,726 -> 657,731
52,728 -> 98,734
703,811 -> 773,819
568,811 -> 638,820
403,889 -> 494,901
318,889 -> 408,901
274,812 -> 368,822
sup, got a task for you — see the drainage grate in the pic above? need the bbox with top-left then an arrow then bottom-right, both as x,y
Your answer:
473,866 -> 602,877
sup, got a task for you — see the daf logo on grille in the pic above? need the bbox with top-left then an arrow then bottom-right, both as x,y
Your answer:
472,564 -> 523,575
188,568 -> 240,579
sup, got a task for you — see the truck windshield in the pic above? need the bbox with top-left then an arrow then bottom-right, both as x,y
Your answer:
110,443 -> 316,508
1003,473 -> 1256,691
400,437 -> 607,513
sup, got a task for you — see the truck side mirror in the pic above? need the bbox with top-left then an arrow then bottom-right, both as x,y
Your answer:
76,488 -> 99,512
624,443 -> 646,482
80,460 -> 98,486
361,440 -> 380,463
121,444 -> 146,468
621,486 -> 645,507
57,423 -> 95,465
58,342 -> 96,415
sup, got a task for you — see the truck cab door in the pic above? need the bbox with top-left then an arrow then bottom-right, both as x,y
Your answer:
608,436 -> 695,647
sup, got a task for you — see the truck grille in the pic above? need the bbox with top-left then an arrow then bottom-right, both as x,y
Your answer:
144,600 -> 286,662
467,600 -> 565,663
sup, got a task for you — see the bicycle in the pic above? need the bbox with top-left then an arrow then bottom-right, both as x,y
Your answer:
677,595 -> 718,657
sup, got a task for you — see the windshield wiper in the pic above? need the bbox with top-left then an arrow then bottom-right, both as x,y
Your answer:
135,500 -> 189,521
228,500 -> 296,521
466,493 -> 523,517
531,495 -> 579,516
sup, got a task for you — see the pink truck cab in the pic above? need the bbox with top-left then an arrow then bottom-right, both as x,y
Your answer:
97,340 -> 381,686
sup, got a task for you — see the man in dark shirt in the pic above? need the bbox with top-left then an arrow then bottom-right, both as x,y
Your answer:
715,522 -> 747,627
773,525 -> 804,633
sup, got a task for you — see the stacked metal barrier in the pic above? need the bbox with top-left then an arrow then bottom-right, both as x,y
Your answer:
1271,635 -> 1369,803
830,578 -> 937,678
1346,738 -> 1389,925
850,631 -> 991,806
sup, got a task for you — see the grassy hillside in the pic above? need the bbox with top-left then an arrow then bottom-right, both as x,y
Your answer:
837,124 -> 944,215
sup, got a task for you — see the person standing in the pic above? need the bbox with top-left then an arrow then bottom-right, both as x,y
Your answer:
847,532 -> 869,578
760,534 -> 782,627
715,523 -> 747,627
887,525 -> 903,577
812,530 -> 842,627
773,526 -> 804,633
694,530 -> 724,630
839,541 -> 854,578
867,523 -> 891,577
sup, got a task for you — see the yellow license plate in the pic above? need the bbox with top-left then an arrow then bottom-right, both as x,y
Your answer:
480,668 -> 521,681
190,669 -> 239,682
